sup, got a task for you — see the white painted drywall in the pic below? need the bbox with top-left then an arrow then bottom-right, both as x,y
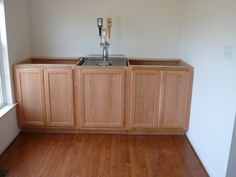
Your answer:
4,0 -> 31,65
29,0 -> 183,58
0,0 -> 31,155
0,107 -> 19,155
181,0 -> 236,177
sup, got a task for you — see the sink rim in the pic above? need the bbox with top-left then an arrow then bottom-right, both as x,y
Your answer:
78,56 -> 128,67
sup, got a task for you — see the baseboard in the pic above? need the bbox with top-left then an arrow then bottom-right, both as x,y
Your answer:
185,136 -> 210,177
22,128 -> 186,135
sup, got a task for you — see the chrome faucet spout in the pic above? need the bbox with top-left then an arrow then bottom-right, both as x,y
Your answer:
102,42 -> 109,61
97,18 -> 112,66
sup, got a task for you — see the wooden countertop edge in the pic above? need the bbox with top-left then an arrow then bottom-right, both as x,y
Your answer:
13,57 -> 194,69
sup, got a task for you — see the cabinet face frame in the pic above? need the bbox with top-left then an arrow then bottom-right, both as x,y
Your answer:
74,69 -> 81,128
14,68 -> 46,127
79,68 -> 126,128
44,68 -> 75,127
130,70 -> 162,128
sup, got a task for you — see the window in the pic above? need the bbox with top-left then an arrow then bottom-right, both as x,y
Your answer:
0,0 -> 12,110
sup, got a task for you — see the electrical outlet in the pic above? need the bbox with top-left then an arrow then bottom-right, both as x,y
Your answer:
224,45 -> 233,61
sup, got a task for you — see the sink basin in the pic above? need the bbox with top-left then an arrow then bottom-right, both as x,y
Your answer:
80,55 -> 128,66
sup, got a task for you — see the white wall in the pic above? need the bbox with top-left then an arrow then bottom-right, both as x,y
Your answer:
29,0 -> 183,58
181,0 -> 236,177
0,107 -> 19,154
4,0 -> 31,65
0,0 -> 31,155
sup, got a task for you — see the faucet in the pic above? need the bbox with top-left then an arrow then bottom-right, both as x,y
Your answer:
102,42 -> 109,61
97,18 -> 112,65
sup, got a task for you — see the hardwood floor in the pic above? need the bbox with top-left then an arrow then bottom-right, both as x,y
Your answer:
0,133 -> 208,177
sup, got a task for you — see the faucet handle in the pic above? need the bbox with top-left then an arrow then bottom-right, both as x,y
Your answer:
107,18 -> 112,39
107,18 -> 112,27
97,18 -> 103,37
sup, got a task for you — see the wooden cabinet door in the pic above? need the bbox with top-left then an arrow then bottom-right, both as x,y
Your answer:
14,68 -> 46,127
44,68 -> 74,127
130,70 -> 161,128
159,71 -> 191,129
80,69 -> 125,128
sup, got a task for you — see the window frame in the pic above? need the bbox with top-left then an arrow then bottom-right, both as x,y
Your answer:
0,0 -> 15,115
0,0 -> 6,109
0,46 -> 6,109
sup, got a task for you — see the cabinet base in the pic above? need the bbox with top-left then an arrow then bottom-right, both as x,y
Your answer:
22,128 -> 186,135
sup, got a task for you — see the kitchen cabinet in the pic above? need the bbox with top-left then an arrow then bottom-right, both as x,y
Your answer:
14,59 -> 77,128
80,69 -> 126,128
129,69 -> 193,131
13,58 -> 193,134
128,59 -> 193,132
130,70 -> 161,128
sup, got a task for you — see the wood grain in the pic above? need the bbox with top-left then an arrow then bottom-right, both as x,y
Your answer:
44,68 -> 75,127
14,68 -> 46,127
130,70 -> 161,128
80,69 -> 126,128
159,71 -> 190,129
13,58 -> 194,134
17,58 -> 80,66
0,133 -> 209,177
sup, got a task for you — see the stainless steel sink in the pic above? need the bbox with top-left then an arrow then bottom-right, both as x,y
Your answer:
80,55 -> 128,66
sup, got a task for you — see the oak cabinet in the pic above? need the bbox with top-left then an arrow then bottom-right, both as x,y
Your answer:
14,68 -> 46,127
14,67 -> 75,128
130,70 -> 161,128
159,71 -> 191,129
80,69 -> 125,128
44,69 -> 74,127
14,58 -> 193,134
129,69 -> 193,131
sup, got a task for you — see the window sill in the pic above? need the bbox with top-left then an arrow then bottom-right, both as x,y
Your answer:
0,104 -> 17,118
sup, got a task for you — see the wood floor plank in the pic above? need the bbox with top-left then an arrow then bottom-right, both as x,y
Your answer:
0,133 -> 209,177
